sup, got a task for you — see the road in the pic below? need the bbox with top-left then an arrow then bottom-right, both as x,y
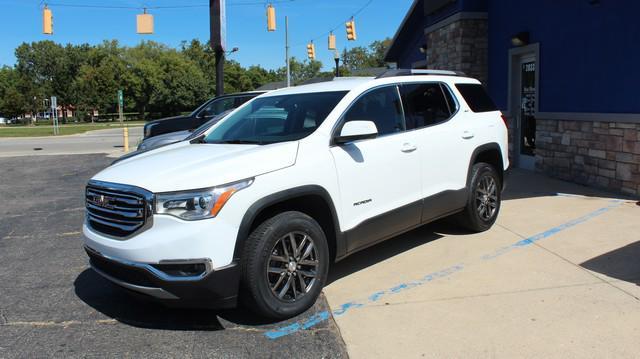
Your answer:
0,127 -> 143,157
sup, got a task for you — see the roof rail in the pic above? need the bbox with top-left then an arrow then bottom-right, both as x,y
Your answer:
376,69 -> 466,79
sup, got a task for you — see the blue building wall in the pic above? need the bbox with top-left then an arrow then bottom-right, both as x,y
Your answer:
425,0 -> 487,25
487,0 -> 640,114
396,15 -> 427,69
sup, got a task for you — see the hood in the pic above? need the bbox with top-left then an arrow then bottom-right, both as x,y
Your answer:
94,141 -> 299,193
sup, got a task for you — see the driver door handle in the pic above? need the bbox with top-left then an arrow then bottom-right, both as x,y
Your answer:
462,130 -> 475,140
401,143 -> 417,153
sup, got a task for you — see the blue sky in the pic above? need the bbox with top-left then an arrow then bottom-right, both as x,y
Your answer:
0,0 -> 412,70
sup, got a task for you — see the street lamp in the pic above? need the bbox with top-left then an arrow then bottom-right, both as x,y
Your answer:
334,50 -> 340,77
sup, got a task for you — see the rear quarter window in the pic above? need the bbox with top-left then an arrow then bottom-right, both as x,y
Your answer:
455,84 -> 498,113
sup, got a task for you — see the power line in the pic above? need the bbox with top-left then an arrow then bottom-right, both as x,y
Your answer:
42,0 -> 297,10
292,0 -> 374,47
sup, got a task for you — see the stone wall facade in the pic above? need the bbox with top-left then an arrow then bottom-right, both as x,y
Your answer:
425,19 -> 488,85
535,119 -> 640,196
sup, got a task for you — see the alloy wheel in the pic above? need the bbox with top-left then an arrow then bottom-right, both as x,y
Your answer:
266,231 -> 319,302
475,174 -> 498,221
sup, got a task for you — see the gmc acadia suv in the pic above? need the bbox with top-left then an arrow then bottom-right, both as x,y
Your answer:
82,70 -> 509,319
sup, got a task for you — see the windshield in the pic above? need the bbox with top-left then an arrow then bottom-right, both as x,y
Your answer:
203,91 -> 347,145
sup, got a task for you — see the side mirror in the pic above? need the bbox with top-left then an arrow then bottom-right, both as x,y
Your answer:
335,120 -> 378,144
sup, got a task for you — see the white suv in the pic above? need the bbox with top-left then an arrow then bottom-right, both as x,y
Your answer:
83,70 -> 509,319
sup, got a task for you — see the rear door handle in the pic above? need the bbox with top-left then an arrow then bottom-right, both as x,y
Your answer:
401,143 -> 417,153
462,131 -> 475,140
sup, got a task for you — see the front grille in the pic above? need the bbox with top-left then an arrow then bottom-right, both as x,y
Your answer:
85,181 -> 153,239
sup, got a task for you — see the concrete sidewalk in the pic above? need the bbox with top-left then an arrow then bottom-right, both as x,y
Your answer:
0,127 -> 143,157
324,170 -> 640,358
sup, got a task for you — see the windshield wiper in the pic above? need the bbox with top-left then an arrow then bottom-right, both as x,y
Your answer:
209,139 -> 267,145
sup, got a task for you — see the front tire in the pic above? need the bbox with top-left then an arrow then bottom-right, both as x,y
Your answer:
241,211 -> 329,320
458,162 -> 502,232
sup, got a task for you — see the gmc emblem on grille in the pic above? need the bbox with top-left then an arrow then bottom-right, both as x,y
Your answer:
92,194 -> 116,209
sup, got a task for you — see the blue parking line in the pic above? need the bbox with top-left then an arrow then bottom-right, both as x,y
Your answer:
264,199 -> 623,340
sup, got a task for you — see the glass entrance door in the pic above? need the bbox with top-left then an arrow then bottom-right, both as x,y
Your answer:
518,58 -> 537,169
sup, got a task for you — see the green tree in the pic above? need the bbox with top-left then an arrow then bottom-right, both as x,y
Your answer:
276,57 -> 324,85
72,41 -> 130,120
153,50 -> 208,116
0,66 -> 28,119
342,38 -> 391,72
181,39 -> 217,97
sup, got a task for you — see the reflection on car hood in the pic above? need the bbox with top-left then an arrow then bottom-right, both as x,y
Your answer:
94,141 -> 299,193
138,130 -> 191,150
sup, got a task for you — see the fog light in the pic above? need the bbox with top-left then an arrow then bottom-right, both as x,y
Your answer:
151,263 -> 207,277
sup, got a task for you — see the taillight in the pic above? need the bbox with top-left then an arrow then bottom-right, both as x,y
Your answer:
500,113 -> 508,128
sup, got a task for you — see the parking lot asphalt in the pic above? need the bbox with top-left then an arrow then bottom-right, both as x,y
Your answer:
0,155 -> 347,358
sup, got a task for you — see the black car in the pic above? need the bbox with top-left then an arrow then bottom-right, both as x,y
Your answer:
143,91 -> 265,139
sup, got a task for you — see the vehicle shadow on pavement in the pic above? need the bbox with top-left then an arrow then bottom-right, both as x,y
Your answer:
580,241 -> 640,286
74,269 -> 326,329
327,221 -> 456,285
74,270 -> 287,329
74,269 -> 226,330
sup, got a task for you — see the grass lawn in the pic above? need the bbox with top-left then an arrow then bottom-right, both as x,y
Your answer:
0,122 -> 144,138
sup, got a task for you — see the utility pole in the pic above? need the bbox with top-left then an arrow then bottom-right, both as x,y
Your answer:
285,16 -> 291,87
215,49 -> 224,96
210,0 -> 226,96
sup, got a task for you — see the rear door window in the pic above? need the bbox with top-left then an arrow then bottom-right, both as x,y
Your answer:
400,83 -> 454,129
455,84 -> 498,112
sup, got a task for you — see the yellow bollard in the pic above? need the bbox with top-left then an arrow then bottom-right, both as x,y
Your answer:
123,127 -> 129,152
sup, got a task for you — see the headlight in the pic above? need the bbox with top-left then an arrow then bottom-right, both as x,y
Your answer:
155,179 -> 253,220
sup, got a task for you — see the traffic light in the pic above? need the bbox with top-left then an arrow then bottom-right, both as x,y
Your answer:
346,18 -> 356,41
43,5 -> 53,35
267,4 -> 276,32
136,8 -> 154,34
307,42 -> 316,60
328,32 -> 336,50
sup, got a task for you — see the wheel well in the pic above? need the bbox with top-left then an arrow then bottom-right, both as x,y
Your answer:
473,147 -> 504,184
249,195 -> 338,262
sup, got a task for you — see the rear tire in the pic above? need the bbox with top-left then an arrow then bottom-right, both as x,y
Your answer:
457,162 -> 502,232
241,211 -> 329,320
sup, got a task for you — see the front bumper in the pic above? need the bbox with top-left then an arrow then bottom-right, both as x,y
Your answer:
85,246 -> 240,309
